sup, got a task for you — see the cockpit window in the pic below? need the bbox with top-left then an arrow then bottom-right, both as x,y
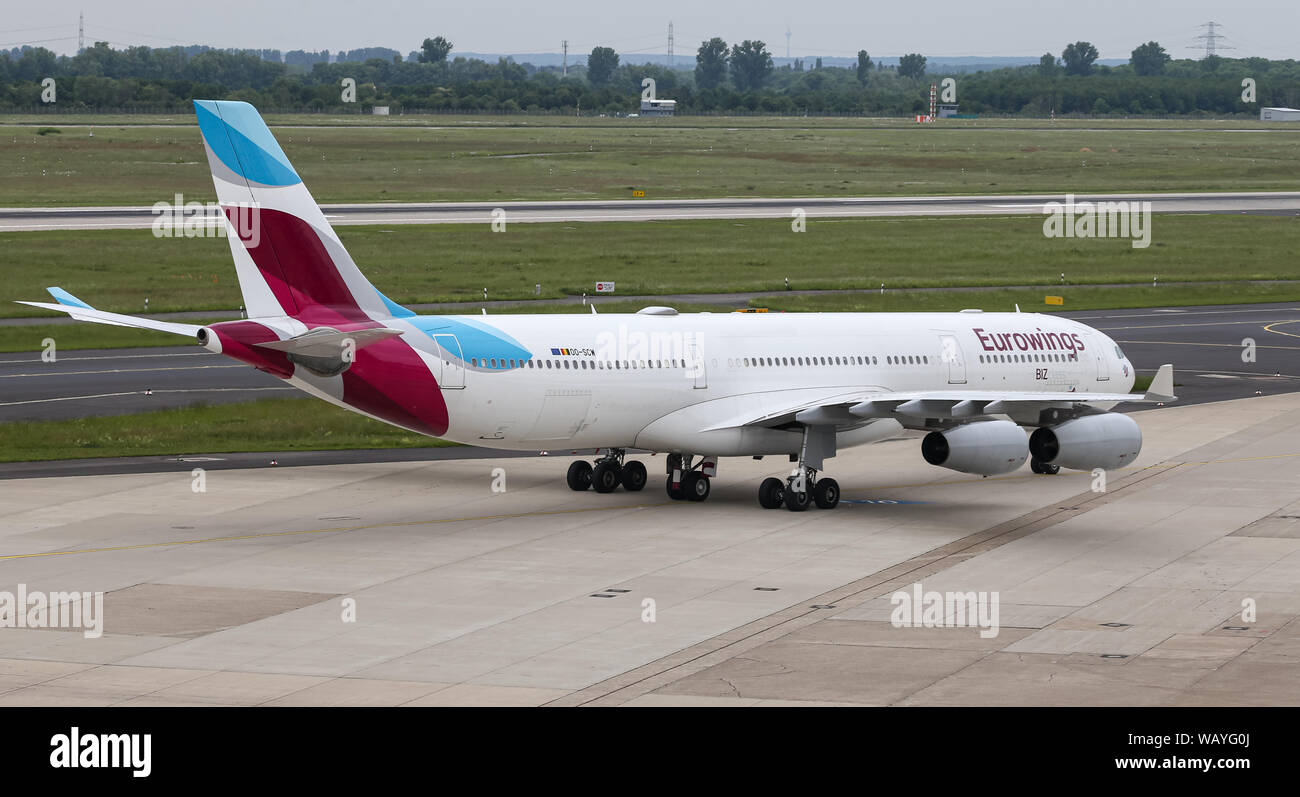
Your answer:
1114,344 -> 1125,360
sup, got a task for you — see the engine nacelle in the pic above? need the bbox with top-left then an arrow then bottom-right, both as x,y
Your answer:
196,320 -> 294,378
1029,412 -> 1142,471
921,420 -> 1028,476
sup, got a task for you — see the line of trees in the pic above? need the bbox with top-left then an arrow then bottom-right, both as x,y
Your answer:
1,38 -> 1297,115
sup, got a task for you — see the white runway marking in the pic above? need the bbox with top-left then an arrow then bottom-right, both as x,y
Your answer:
0,386 -> 293,407
1,364 -> 244,378
0,351 -> 211,365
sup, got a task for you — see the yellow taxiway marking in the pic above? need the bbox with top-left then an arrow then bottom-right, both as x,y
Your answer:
1096,319 -> 1296,331
1115,338 -> 1300,351
0,502 -> 672,562
1264,320 -> 1300,340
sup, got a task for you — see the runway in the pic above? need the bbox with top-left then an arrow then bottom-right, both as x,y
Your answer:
2,191 -> 1298,231
3,303 -> 1297,425
1,390 -> 1297,706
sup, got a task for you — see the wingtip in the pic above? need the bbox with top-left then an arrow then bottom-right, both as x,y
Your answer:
1143,363 -> 1176,402
45,286 -> 93,309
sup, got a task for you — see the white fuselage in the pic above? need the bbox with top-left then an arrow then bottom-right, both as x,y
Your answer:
282,309 -> 1133,456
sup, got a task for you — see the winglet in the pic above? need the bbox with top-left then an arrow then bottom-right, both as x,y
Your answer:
1144,364 -> 1176,402
47,287 -> 93,309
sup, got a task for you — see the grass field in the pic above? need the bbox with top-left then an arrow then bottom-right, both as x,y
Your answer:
2,117 -> 1298,206
1,112 -> 1281,129
0,397 -> 454,463
4,214 -> 1297,318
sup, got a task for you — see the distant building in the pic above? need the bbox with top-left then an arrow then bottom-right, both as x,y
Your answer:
937,104 -> 959,118
639,98 -> 676,117
372,106 -> 391,116
1261,107 -> 1300,121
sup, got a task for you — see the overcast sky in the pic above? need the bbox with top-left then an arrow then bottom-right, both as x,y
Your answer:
4,1 -> 1296,59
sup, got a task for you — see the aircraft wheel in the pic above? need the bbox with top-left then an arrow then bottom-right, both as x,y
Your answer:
784,484 -> 811,512
566,460 -> 593,491
682,471 -> 711,502
1030,459 -> 1060,475
813,478 -> 840,509
621,460 -> 648,492
665,476 -> 685,500
758,477 -> 785,509
592,461 -> 622,493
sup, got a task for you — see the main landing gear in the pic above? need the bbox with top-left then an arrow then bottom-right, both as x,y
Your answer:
566,449 -> 648,493
758,469 -> 840,512
664,453 -> 714,502
757,424 -> 841,511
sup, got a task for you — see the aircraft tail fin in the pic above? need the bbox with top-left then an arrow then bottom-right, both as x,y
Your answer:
193,100 -> 414,324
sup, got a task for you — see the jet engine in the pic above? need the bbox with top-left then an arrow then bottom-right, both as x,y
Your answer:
921,419 -> 1028,476
1028,412 -> 1142,471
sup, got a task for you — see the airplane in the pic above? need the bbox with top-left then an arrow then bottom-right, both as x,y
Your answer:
20,100 -> 1176,510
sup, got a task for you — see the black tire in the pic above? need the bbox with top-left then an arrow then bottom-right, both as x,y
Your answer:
813,477 -> 840,509
784,483 -> 811,512
758,477 -> 785,509
592,461 -> 622,493
665,476 -> 685,500
682,471 -> 711,502
621,460 -> 648,492
1030,458 -> 1060,475
566,460 -> 593,491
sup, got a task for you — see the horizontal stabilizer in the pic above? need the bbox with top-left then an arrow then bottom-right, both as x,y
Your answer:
253,327 -> 403,357
17,293 -> 202,337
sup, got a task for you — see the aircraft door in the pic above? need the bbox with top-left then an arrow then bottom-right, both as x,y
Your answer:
1085,332 -> 1110,381
431,334 -> 466,389
937,332 -> 967,384
687,336 -> 707,389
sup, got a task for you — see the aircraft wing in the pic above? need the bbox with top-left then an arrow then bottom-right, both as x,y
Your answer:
700,364 -> 1175,431
17,288 -> 203,337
